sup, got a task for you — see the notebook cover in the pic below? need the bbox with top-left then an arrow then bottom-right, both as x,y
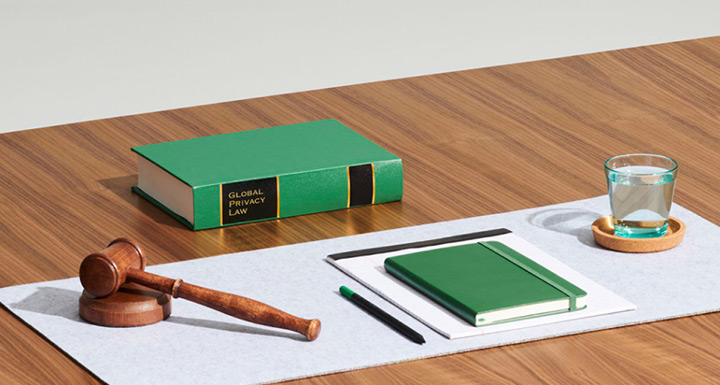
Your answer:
384,241 -> 587,326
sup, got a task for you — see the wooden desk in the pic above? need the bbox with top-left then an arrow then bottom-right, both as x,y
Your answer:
1,36 -> 719,384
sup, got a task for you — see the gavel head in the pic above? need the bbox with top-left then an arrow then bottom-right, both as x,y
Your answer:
79,238 -> 146,298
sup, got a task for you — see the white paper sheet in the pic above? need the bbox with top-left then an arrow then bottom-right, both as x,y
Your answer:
329,233 -> 635,339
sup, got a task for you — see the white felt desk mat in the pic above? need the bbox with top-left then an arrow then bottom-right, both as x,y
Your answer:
1,196 -> 719,385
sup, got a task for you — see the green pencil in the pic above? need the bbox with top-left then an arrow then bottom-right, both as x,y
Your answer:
340,286 -> 425,344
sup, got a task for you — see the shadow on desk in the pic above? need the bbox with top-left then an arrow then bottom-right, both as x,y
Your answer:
9,287 -> 83,322
7,286 -> 305,341
98,175 -> 187,230
528,207 -> 604,249
166,316 -> 306,341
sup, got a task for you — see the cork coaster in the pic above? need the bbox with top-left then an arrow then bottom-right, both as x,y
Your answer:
592,216 -> 686,253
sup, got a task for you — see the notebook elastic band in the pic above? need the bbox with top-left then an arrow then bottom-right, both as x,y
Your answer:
479,242 -> 577,310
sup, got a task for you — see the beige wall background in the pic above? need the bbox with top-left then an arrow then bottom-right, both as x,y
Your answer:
1,0 -> 719,134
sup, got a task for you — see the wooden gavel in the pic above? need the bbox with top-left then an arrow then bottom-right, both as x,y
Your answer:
79,238 -> 321,341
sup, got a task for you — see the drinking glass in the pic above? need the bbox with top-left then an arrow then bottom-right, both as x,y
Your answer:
605,154 -> 678,238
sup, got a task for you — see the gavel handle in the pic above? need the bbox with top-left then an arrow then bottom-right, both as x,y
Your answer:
125,268 -> 321,341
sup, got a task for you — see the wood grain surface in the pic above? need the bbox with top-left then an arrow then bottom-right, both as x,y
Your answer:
1,36 -> 720,384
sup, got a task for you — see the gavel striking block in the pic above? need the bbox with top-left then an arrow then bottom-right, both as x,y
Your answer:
79,238 -> 321,341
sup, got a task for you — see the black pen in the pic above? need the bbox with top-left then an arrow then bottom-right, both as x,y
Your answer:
340,286 -> 425,344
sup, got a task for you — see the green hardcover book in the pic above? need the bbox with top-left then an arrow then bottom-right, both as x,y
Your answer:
131,119 -> 403,230
384,241 -> 587,326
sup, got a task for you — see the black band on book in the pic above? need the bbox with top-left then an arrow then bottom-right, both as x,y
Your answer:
220,177 -> 279,225
348,164 -> 374,207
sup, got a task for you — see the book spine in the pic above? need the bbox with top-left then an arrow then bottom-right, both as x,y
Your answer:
191,159 -> 403,230
384,257 -> 478,326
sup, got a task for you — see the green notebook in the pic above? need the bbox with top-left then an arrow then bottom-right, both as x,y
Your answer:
131,119 -> 403,230
384,241 -> 587,326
